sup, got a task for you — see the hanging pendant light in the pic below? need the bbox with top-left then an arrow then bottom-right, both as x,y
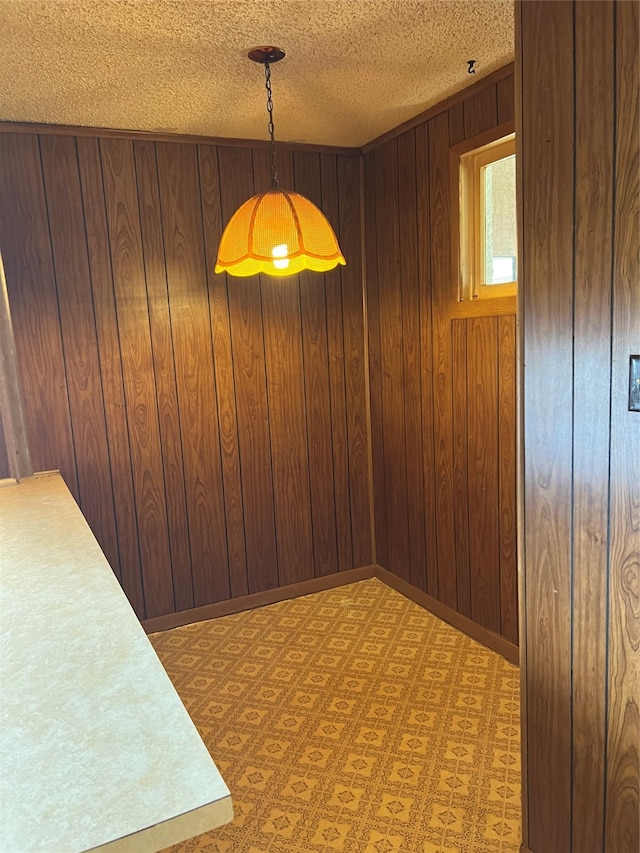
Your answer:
215,46 -> 346,278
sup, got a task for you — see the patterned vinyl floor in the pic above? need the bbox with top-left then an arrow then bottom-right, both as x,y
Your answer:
150,578 -> 521,853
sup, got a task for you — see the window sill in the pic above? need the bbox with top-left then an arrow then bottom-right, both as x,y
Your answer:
448,294 -> 517,319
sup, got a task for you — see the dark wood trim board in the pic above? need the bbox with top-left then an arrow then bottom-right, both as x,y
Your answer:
143,563 -> 520,667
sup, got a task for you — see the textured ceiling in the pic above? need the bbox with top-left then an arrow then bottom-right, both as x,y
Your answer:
0,1 -> 514,148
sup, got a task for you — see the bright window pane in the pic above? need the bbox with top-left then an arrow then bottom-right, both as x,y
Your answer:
483,154 -> 516,284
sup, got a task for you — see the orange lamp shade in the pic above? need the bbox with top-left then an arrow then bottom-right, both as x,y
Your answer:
215,189 -> 346,277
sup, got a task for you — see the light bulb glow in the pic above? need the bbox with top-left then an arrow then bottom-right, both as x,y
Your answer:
271,243 -> 290,270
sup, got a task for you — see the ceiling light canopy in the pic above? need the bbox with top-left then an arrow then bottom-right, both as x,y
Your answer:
215,46 -> 345,279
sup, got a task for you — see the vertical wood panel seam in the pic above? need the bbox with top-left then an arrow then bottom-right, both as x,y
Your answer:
195,144 -> 234,597
131,143 -> 177,613
74,135 -> 124,579
518,5 -> 531,839
213,145 -> 251,595
397,140 -> 413,577
453,321 -> 464,613
338,230 -> 353,569
321,157 -> 342,573
292,148 -> 319,577
359,153 -> 377,567
424,121 -> 439,600
429,115 -> 445,599
254,155 -> 281,586
569,4 -> 577,845
296,265 -> 318,576
322,241 -> 342,567
364,152 -> 385,569
497,315 -> 517,640
376,147 -> 390,571
152,142 -> 196,607
322,256 -> 341,569
96,138 -> 147,617
36,134 -> 80,500
514,1 -> 528,841
411,134 -> 425,584
602,0 -> 619,841
254,146 -> 297,584
523,4 -> 576,845
338,156 -> 356,568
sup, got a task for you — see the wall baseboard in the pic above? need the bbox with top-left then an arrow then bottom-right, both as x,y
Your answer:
142,566 -> 377,633
143,563 -> 519,666
372,567 -> 520,666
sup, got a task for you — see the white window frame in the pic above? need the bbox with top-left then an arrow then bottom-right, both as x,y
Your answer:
456,130 -> 517,305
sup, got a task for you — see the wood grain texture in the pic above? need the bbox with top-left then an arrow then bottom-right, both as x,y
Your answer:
0,248 -> 33,481
99,137 -> 176,618
514,2 -> 528,840
155,141 -> 230,606
467,317 -> 500,634
496,76 -> 515,125
294,150 -> 339,577
253,147 -> 315,586
606,1 -> 640,849
217,145 -> 279,594
415,122 -> 439,600
320,153 -> 353,572
198,143 -> 249,599
519,2 -> 640,853
448,295 -> 516,320
521,3 -> 574,849
0,120 -> 359,157
374,140 -> 411,582
428,111 -> 458,609
463,83 -> 499,140
570,2 -> 614,847
0,134 -> 79,497
337,154 -> 372,567
451,319 -> 471,617
362,63 -> 514,154
364,76 -> 517,638
133,140 -> 194,612
518,1 -> 640,848
38,135 -> 120,577
1,128 -> 373,621
144,565 -> 376,634
448,102 -> 465,148
398,129 -> 427,592
498,315 -> 517,644
5,79 -> 524,649
76,136 -> 145,615
76,139 -> 145,614
363,151 -> 387,572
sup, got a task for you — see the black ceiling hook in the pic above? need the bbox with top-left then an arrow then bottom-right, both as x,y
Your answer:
467,59 -> 477,74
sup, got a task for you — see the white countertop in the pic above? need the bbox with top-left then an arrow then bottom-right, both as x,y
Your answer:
0,472 -> 232,853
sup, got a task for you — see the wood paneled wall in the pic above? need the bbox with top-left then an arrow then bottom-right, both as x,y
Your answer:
518,2 -> 639,851
363,72 -> 518,644
0,133 -> 372,619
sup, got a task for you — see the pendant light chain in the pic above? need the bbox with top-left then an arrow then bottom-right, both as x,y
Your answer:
214,46 -> 346,277
264,61 -> 279,189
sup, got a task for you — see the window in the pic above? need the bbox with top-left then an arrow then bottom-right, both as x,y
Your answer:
458,134 -> 516,302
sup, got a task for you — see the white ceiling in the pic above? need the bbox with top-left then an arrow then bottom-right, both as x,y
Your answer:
0,1 -> 514,148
